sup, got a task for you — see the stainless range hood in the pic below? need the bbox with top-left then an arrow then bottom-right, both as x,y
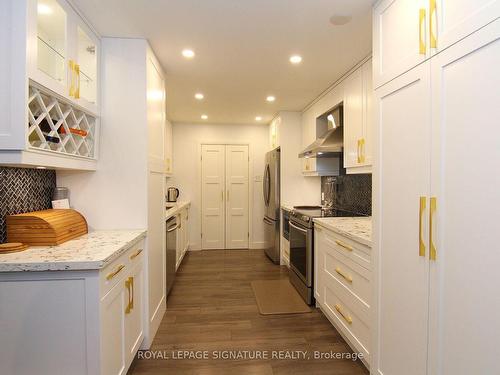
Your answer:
299,106 -> 343,158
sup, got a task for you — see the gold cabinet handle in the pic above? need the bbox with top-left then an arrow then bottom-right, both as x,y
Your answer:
429,0 -> 437,48
125,277 -> 132,314
130,276 -> 134,310
106,264 -> 125,280
130,249 -> 143,260
227,189 -> 229,202
335,304 -> 353,325
221,190 -> 224,201
419,197 -> 426,257
335,267 -> 353,283
429,197 -> 437,260
69,60 -> 76,97
357,139 -> 361,163
335,240 -> 353,252
74,63 -> 80,99
419,9 -> 427,55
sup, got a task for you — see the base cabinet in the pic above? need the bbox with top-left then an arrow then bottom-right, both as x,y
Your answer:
98,240 -> 147,375
314,224 -> 371,366
0,239 -> 146,375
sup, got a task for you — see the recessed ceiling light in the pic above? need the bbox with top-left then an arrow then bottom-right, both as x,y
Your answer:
37,3 -> 53,15
266,96 -> 276,102
182,49 -> 195,58
201,114 -> 208,120
289,55 -> 302,64
36,166 -> 47,169
255,116 -> 262,121
329,14 -> 352,26
194,93 -> 204,100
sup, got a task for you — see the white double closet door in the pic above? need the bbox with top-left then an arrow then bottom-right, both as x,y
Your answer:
201,144 -> 249,250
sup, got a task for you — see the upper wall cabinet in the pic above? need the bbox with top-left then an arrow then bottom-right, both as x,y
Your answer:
269,116 -> 281,150
373,0 -> 500,88
0,0 -> 100,170
165,118 -> 173,176
343,59 -> 372,174
28,0 -> 100,114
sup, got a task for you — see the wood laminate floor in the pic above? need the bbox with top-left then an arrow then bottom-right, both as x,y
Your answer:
129,249 -> 369,375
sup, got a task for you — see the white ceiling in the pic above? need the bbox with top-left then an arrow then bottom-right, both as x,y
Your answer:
71,0 -> 373,124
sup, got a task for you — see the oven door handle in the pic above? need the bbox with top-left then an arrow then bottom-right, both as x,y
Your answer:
289,221 -> 308,234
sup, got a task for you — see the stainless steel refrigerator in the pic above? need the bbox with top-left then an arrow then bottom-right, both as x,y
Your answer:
263,147 -> 280,263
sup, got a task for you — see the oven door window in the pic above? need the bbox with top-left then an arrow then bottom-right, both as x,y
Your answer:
290,223 -> 308,283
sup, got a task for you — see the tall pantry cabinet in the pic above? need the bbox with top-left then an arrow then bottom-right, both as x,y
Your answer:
372,1 -> 500,374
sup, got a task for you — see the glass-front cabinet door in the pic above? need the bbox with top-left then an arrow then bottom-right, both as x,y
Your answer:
76,25 -> 98,106
30,0 -> 69,96
28,0 -> 100,115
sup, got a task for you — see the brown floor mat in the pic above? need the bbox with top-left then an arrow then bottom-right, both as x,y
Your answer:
251,279 -> 312,315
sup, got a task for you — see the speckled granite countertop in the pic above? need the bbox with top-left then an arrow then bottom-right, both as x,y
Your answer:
313,217 -> 372,247
166,201 -> 191,219
0,230 -> 147,272
281,204 -> 294,212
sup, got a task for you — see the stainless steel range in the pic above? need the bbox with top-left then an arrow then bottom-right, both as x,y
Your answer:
289,205 -> 367,305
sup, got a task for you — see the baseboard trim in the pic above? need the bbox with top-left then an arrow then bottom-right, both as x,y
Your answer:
250,241 -> 266,249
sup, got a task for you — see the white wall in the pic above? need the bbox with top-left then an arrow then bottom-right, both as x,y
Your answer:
57,38 -> 149,230
169,122 -> 269,250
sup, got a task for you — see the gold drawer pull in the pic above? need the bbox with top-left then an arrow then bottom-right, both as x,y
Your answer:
125,277 -> 132,314
429,0 -> 437,48
335,240 -> 353,252
419,8 -> 426,55
106,264 -> 125,280
419,197 -> 426,257
335,304 -> 353,325
429,197 -> 437,260
130,249 -> 143,260
335,267 -> 353,283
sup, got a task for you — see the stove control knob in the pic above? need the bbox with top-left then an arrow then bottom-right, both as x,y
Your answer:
303,215 -> 309,222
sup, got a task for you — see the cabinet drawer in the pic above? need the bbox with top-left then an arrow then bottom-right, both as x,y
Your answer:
100,241 -> 144,297
317,226 -> 371,270
323,245 -> 371,307
322,285 -> 370,358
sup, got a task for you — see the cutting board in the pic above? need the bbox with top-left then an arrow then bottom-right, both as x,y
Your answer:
6,209 -> 88,246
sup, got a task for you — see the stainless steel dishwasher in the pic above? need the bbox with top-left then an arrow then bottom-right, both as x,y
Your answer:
166,215 -> 179,296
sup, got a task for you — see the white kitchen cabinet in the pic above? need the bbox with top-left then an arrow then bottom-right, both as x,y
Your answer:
373,18 -> 500,375
124,260 -> 144,366
101,242 -> 145,375
176,206 -> 190,270
314,224 -> 371,366
373,62 -> 431,375
373,0 -> 428,88
269,116 -> 280,149
0,239 -> 146,375
147,53 -> 166,173
373,0 -> 499,88
101,276 -> 127,375
431,0 -> 500,56
0,0 -> 100,170
27,0 -> 100,114
343,59 -> 373,173
165,118 -> 174,175
427,21 -> 500,375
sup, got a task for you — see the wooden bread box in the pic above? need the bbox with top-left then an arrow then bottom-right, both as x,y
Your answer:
6,209 -> 88,246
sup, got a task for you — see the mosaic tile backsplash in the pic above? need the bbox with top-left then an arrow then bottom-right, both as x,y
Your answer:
0,167 -> 56,243
321,174 -> 372,216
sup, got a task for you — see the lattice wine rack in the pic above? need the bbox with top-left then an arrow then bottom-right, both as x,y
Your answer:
27,85 -> 96,158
